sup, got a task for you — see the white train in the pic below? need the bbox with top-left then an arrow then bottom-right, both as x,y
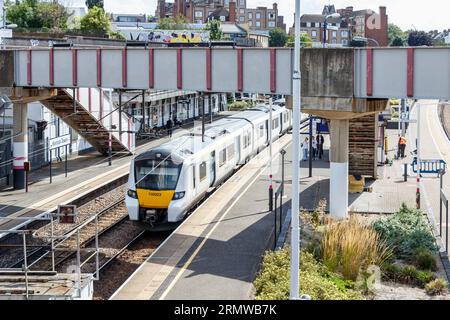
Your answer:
125,104 -> 292,230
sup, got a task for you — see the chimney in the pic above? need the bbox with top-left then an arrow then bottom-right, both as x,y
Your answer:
273,3 -> 278,11
186,0 -> 194,22
379,6 -> 386,18
229,1 -> 236,23
158,0 -> 166,18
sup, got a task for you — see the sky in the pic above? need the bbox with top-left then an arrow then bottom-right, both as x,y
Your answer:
65,0 -> 450,32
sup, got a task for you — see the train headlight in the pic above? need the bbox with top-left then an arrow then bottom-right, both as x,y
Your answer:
172,191 -> 185,200
127,189 -> 138,199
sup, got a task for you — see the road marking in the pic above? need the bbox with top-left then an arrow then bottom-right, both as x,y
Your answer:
158,140 -> 292,300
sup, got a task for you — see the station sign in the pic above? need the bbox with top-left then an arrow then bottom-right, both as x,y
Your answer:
49,134 -> 71,150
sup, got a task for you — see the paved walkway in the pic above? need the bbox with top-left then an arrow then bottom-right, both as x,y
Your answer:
408,101 -> 450,255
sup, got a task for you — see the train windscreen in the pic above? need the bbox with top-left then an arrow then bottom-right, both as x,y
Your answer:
135,159 -> 182,190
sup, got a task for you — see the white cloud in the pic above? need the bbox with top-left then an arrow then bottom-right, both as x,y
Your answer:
102,0 -> 449,32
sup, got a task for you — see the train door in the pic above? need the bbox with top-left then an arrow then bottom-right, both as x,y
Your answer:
280,113 -> 284,133
235,136 -> 241,164
209,151 -> 216,187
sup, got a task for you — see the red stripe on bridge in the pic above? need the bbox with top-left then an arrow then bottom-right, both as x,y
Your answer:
237,49 -> 243,92
49,48 -> 54,86
122,48 -> 127,88
366,48 -> 373,97
206,48 -> 212,91
97,49 -> 102,87
407,48 -> 414,97
270,49 -> 277,93
177,48 -> 182,90
149,49 -> 154,89
27,50 -> 32,86
72,49 -> 78,87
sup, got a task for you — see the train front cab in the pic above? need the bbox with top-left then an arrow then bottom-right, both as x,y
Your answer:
126,151 -> 185,230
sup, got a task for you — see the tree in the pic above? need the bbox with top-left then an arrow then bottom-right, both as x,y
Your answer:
407,30 -> 433,47
269,28 -> 287,47
205,19 -> 222,40
156,15 -> 189,30
388,23 -> 406,46
391,36 -> 405,47
80,6 -> 111,35
6,0 -> 70,31
286,32 -> 313,48
85,0 -> 104,9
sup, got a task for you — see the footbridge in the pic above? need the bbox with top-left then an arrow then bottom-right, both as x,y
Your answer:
1,46 -> 449,218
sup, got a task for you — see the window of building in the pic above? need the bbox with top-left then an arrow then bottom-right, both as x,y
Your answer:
311,30 -> 317,38
224,0 -> 230,5
196,19 -> 203,24
239,16 -> 245,22
315,22 -> 320,28
256,13 -> 261,19
219,148 -> 227,167
200,162 -> 207,181
239,0 -> 245,6
220,15 -> 226,21
341,30 -> 349,38
255,21 -> 261,27
342,39 -> 348,45
269,13 -> 275,20
248,12 -> 252,19
240,8 -> 245,14
195,11 -> 203,18
268,21 -> 275,28
306,22 -> 311,28
248,20 -> 253,26
332,31 -> 337,38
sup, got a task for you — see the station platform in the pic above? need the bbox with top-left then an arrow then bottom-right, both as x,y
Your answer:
111,134 -> 293,300
0,120 -> 216,234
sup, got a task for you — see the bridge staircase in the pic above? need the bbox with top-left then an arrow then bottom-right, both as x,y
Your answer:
41,88 -> 135,155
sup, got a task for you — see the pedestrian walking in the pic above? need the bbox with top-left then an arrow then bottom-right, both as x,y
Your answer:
301,137 -> 309,161
318,134 -> 324,159
166,116 -> 173,138
399,135 -> 407,158
312,136 -> 317,160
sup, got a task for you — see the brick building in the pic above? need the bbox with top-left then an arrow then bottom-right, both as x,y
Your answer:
156,0 -> 286,32
290,5 -> 388,47
337,6 -> 388,47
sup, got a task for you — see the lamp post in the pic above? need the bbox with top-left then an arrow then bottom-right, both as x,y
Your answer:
323,13 -> 340,48
290,0 -> 301,300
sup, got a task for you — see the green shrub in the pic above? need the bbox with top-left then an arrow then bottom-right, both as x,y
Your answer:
425,279 -> 448,295
413,248 -> 437,271
228,101 -> 250,111
382,263 -> 434,287
373,204 -> 437,259
254,248 -> 364,300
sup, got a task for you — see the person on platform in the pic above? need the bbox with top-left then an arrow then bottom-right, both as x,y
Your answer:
312,135 -> 317,160
301,137 -> 309,161
318,134 -> 325,159
399,135 -> 407,158
166,116 -> 174,138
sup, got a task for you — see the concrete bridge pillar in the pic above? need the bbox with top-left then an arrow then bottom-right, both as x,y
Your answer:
13,103 -> 28,190
329,119 -> 349,219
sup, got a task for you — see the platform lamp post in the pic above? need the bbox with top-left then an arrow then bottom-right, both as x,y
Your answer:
291,0 -> 301,300
322,13 -> 340,48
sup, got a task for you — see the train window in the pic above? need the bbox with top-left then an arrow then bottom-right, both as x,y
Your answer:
273,119 -> 279,129
200,162 -> 207,181
227,144 -> 235,159
259,125 -> 264,138
219,148 -> 226,167
192,166 -> 196,188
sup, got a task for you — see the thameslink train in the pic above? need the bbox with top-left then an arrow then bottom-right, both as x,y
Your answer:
125,104 -> 292,230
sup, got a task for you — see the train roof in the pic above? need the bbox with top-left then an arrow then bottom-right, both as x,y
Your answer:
138,104 -> 286,161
